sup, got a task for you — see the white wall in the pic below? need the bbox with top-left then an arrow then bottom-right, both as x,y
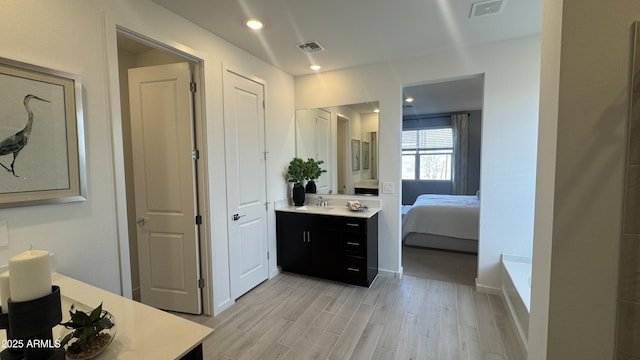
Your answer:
0,0 -> 124,293
296,35 -> 541,288
530,0 -> 636,358
0,0 -> 295,315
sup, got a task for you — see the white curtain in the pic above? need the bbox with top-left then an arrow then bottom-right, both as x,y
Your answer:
452,113 -> 469,195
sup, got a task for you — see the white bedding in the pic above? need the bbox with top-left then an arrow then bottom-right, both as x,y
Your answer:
402,194 -> 480,241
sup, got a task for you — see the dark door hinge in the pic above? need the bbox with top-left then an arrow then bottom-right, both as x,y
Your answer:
192,149 -> 200,160
198,278 -> 205,288
195,215 -> 202,225
190,82 -> 197,92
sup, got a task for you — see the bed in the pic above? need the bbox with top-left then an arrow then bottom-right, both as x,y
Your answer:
402,194 -> 480,253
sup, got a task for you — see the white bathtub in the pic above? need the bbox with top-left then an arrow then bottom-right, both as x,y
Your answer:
501,254 -> 531,354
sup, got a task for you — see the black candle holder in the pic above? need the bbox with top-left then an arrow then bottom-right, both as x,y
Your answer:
0,286 -> 65,360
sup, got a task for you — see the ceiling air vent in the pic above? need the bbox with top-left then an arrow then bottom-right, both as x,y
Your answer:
297,41 -> 325,53
470,0 -> 506,18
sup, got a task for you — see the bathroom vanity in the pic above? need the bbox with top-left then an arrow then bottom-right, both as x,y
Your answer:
276,204 -> 379,287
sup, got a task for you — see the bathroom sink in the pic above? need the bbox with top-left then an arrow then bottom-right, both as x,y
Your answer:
294,206 -> 334,212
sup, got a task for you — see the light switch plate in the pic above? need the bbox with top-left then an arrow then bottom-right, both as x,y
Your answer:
381,182 -> 394,194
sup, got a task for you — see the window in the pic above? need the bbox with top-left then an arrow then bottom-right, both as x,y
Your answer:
402,128 -> 453,180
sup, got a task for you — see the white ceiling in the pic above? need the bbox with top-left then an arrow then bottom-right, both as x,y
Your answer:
149,0 -> 541,115
403,75 -> 485,116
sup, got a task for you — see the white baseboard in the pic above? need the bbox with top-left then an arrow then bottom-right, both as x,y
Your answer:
269,267 -> 280,279
132,287 -> 141,302
475,280 -> 501,295
378,268 -> 401,278
501,287 -> 529,358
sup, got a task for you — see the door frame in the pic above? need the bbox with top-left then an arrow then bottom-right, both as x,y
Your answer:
107,26 -> 213,315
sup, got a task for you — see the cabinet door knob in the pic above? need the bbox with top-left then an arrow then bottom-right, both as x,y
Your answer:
346,223 -> 359,227
346,242 -> 360,246
347,267 -> 360,272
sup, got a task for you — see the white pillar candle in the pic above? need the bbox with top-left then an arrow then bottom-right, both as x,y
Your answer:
0,271 -> 9,313
8,249 -> 51,302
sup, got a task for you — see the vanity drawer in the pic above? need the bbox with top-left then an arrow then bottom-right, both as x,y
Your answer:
333,217 -> 367,232
343,235 -> 366,256
342,256 -> 366,284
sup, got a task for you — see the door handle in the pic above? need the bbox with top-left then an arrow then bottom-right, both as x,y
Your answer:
233,213 -> 246,221
136,217 -> 147,226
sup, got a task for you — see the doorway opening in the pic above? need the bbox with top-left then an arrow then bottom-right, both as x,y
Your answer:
115,30 -> 211,314
400,75 -> 484,286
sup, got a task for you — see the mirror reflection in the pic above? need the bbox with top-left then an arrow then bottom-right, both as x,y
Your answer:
296,102 -> 379,195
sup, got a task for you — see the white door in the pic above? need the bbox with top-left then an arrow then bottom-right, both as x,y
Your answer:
128,62 -> 201,314
295,108 -> 331,192
223,70 -> 269,300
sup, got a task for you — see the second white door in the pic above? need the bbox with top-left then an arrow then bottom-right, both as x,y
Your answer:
223,70 -> 269,300
128,62 -> 201,314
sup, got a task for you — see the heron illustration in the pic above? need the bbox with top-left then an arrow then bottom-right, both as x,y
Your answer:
0,94 -> 50,177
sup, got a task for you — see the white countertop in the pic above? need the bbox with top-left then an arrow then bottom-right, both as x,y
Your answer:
1,273 -> 214,359
276,205 -> 380,218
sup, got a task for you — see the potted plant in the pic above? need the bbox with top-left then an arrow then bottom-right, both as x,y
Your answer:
286,157 -> 306,206
304,158 -> 327,193
60,303 -> 116,359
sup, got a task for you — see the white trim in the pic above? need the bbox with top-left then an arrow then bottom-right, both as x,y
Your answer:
502,287 -> 529,357
475,280 -> 502,295
102,11 -> 132,299
103,11 -> 214,314
378,268 -> 401,278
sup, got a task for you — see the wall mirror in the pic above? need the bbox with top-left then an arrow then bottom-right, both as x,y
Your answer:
296,101 -> 379,195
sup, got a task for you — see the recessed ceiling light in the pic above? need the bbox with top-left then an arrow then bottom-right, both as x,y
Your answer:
246,18 -> 264,30
405,97 -> 414,103
374,109 -> 380,113
310,64 -> 322,71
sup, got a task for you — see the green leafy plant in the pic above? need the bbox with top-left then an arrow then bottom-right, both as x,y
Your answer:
60,303 -> 115,357
304,158 -> 327,181
285,157 -> 306,185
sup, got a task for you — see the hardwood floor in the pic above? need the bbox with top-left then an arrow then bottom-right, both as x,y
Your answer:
177,273 -> 524,360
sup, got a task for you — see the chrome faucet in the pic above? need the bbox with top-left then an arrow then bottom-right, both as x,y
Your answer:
317,196 -> 329,207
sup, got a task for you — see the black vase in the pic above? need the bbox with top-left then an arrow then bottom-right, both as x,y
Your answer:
292,183 -> 305,206
305,180 -> 317,193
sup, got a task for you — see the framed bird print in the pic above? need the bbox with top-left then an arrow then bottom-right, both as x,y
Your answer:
0,57 -> 86,208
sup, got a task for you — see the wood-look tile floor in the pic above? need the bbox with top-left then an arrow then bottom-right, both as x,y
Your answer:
176,272 -> 524,360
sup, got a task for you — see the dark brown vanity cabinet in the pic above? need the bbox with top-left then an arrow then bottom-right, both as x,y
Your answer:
276,211 -> 378,286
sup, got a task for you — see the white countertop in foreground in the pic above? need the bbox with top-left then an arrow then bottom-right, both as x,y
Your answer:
0,273 -> 214,359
